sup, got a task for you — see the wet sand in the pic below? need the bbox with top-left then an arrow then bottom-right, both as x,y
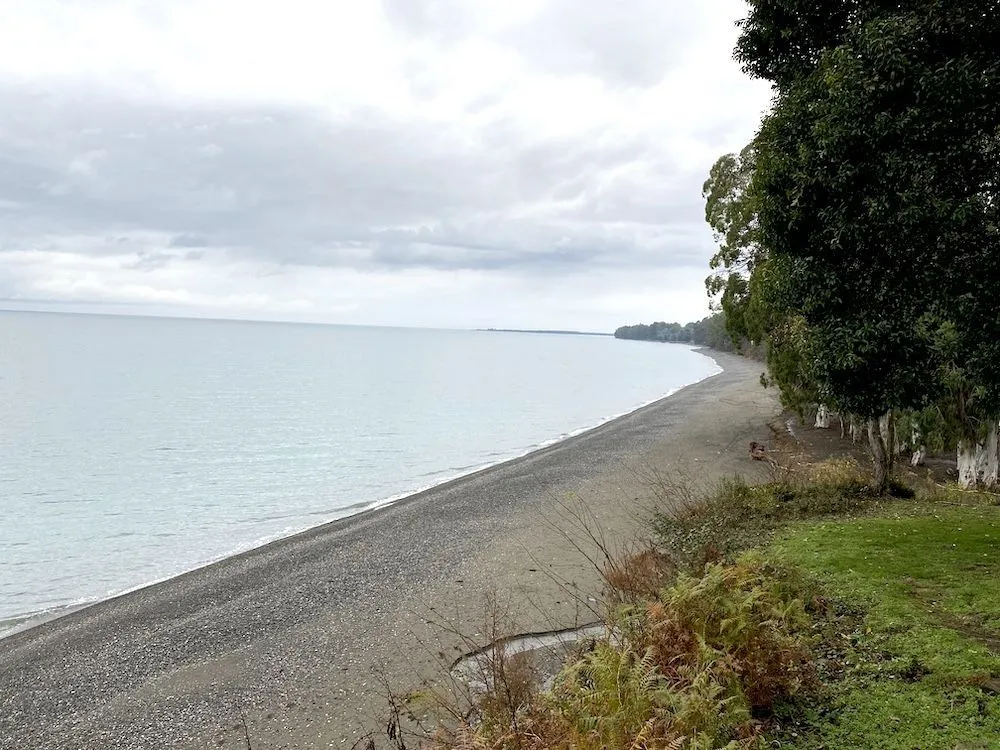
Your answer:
0,351 -> 779,749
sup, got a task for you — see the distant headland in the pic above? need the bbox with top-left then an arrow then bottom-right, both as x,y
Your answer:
477,328 -> 612,337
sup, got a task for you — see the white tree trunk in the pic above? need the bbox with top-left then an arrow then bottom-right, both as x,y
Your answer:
981,422 -> 999,488
850,417 -> 864,443
880,413 -> 894,452
815,404 -> 830,429
910,424 -> 925,467
958,440 -> 980,489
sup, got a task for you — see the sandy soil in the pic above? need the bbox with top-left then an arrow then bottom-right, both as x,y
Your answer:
0,350 -> 780,750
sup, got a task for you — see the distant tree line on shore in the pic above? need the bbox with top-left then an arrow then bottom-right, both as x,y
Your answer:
613,313 -> 735,352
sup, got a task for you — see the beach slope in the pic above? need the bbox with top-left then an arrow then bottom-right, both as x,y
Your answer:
0,352 -> 778,749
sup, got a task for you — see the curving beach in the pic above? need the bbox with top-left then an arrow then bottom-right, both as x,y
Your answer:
0,352 -> 779,750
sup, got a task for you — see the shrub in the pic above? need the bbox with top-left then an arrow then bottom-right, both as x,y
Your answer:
602,546 -> 677,604
807,457 -> 865,486
652,478 -> 876,572
625,554 -> 816,713
423,555 -> 816,750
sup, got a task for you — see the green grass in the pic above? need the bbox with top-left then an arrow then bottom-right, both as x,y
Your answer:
768,503 -> 1000,749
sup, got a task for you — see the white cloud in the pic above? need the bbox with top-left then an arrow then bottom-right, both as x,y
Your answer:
0,0 -> 771,329
67,148 -> 108,175
197,143 -> 223,158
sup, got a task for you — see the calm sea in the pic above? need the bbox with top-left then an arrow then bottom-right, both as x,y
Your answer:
0,312 -> 719,631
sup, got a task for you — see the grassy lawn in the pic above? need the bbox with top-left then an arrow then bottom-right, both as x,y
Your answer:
769,502 -> 1000,749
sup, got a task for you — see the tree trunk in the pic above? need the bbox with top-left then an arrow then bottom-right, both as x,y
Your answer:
882,412 -> 895,471
981,422 -> 999,489
956,421 -> 999,489
867,412 -> 893,492
909,423 -> 925,467
957,439 -> 980,489
850,417 -> 863,443
815,404 -> 830,429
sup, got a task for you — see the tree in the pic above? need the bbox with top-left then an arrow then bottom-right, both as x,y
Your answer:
736,0 -> 859,89
703,147 -> 826,422
735,1 -> 950,89
703,145 -> 764,347
613,314 -> 735,351
743,0 -> 1000,490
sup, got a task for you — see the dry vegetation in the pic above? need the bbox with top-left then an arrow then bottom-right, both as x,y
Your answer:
357,423 -> 1000,750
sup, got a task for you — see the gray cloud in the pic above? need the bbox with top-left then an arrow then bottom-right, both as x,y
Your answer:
168,233 -> 209,248
0,84 -> 712,274
0,0 -> 771,327
506,0 -> 695,86
126,251 -> 176,272
384,0 -> 698,87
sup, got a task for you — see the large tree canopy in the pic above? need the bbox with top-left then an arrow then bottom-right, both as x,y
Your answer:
753,1 -> 1000,416
725,0 -> 1000,488
735,0 -> 999,88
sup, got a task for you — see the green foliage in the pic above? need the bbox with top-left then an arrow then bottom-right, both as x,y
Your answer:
626,555 -> 816,711
895,406 -> 951,454
704,146 -> 759,277
702,147 -> 821,411
547,554 -> 818,749
702,145 -> 792,361
747,0 -> 1000,424
703,146 -> 767,350
614,313 -> 735,352
550,645 -> 671,747
735,0 -> 866,88
759,315 -> 817,417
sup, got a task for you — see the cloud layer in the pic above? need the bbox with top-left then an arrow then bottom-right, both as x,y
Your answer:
0,0 -> 770,329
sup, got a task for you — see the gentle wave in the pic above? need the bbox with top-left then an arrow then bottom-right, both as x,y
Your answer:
1,363 -> 720,640
0,314 -> 722,633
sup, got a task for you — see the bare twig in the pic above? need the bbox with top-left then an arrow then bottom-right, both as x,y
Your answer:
234,697 -> 253,750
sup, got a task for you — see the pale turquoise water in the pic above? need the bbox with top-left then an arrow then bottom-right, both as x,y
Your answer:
0,312 -> 719,629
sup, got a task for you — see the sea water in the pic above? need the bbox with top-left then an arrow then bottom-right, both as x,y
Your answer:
0,311 -> 719,630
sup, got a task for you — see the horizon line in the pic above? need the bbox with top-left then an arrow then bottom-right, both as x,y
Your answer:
0,305 -> 615,336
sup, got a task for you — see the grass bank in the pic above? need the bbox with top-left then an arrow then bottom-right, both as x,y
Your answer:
769,501 -> 1000,748
365,448 -> 1000,750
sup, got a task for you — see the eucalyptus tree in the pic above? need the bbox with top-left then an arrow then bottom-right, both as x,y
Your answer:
704,145 -> 828,424
703,145 -> 760,345
741,0 -> 1000,489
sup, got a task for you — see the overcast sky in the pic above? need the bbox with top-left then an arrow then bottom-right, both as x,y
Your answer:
0,0 -> 771,331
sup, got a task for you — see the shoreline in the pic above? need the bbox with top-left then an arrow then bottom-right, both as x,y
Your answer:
0,348 -> 722,642
0,350 -> 778,750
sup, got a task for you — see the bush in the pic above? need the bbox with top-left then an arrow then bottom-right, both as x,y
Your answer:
652,478 -> 876,572
807,457 -> 866,485
426,555 -> 817,750
622,554 -> 817,713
